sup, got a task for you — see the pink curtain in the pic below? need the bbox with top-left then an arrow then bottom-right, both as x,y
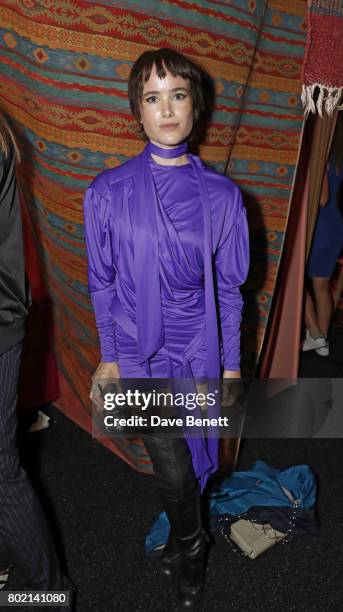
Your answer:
259,112 -> 338,377
259,133 -> 308,378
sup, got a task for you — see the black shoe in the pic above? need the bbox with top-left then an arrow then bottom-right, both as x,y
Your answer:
161,486 -> 208,608
177,529 -> 207,609
160,531 -> 182,577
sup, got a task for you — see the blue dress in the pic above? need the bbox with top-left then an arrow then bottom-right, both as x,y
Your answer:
307,157 -> 343,278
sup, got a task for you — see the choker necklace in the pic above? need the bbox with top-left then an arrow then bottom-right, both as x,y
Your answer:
147,141 -> 188,159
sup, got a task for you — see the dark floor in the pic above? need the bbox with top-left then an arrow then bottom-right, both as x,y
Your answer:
298,325 -> 343,378
16,324 -> 343,612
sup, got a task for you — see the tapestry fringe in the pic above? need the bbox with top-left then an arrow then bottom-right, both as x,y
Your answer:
309,0 -> 343,14
301,84 -> 343,117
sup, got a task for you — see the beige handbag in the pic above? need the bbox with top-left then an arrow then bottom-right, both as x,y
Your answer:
229,519 -> 286,559
218,484 -> 299,559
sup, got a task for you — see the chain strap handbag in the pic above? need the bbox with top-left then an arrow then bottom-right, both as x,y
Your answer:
217,485 -> 300,559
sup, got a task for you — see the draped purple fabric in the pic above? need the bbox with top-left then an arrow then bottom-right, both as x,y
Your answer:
84,142 -> 249,489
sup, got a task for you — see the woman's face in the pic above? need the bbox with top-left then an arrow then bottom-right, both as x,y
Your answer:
139,64 -> 193,148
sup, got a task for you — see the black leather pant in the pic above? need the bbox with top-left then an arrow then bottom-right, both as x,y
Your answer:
142,429 -> 206,607
142,434 -> 198,502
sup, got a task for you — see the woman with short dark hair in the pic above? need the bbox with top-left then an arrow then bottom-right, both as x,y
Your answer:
84,48 -> 249,607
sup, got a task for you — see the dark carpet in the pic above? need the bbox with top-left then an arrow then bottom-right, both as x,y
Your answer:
16,325 -> 342,612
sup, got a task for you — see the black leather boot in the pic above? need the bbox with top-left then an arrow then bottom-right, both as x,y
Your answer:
177,529 -> 207,609
161,487 -> 207,609
160,530 -> 182,577
143,434 -> 208,601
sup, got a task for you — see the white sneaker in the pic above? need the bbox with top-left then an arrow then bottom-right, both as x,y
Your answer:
315,341 -> 329,357
301,330 -> 327,352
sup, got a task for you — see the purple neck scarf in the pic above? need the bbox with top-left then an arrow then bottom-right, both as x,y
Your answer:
147,141 -> 188,158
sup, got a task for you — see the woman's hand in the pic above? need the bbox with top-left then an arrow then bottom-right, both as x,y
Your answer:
89,361 -> 121,402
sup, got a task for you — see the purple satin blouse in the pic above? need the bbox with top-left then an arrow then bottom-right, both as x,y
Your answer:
84,153 -> 249,374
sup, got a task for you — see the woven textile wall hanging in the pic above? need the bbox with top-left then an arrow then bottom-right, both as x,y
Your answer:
302,0 -> 343,116
0,0 -> 307,472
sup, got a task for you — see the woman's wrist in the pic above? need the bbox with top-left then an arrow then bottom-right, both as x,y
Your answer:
223,369 -> 241,378
93,361 -> 120,379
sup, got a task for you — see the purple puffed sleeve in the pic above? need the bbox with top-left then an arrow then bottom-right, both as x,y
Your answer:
83,187 -> 117,362
215,187 -> 250,371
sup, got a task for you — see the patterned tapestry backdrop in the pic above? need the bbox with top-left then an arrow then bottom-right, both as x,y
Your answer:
0,0 -> 307,471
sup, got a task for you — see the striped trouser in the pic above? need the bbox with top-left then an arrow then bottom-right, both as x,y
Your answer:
0,342 -> 68,593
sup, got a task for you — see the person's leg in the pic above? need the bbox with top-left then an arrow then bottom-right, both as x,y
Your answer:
143,434 -> 197,501
0,343 -> 71,597
301,284 -> 327,353
143,434 -> 207,608
304,289 -> 320,337
312,276 -> 333,337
